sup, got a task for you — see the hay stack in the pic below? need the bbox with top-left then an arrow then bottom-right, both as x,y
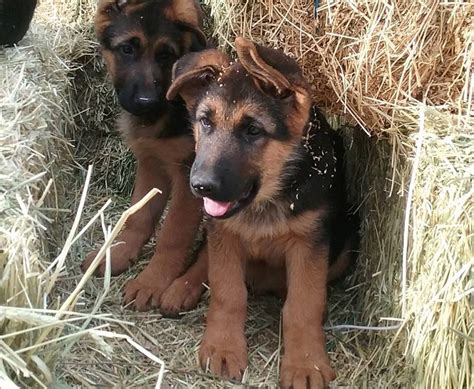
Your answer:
0,5 -> 76,386
0,1 -> 129,387
204,0 -> 473,387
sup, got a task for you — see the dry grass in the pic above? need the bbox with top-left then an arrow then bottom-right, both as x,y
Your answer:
205,0 -> 472,131
1,2 -> 78,384
2,0 -> 472,388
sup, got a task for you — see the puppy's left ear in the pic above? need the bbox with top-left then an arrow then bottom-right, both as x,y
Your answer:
166,49 -> 230,109
176,22 -> 207,50
235,37 -> 311,107
168,0 -> 207,50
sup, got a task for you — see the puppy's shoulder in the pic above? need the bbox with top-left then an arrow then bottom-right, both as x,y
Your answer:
284,106 -> 346,215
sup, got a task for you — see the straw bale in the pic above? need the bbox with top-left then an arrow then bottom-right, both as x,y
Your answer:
315,1 -> 473,131
205,0 -> 472,131
0,0 -> 126,386
342,108 -> 473,388
0,10 -> 76,389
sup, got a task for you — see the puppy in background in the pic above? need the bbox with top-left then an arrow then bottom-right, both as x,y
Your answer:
81,0 -> 209,316
167,37 -> 359,388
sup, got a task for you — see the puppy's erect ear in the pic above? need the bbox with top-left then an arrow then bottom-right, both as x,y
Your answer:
176,21 -> 207,51
166,0 -> 203,27
235,37 -> 312,133
97,0 -> 127,16
166,49 -> 231,108
166,0 -> 207,50
95,0 -> 128,37
235,37 -> 309,100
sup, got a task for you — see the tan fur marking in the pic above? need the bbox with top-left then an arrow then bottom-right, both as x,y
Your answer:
255,138 -> 297,203
281,242 -> 336,385
199,227 -> 248,380
101,50 -> 116,76
222,209 -> 325,261
225,99 -> 277,135
286,86 -> 312,136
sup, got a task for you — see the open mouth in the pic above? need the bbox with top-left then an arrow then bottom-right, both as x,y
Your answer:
203,182 -> 258,219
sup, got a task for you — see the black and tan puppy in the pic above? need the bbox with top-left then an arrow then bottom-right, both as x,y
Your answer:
81,0 -> 209,315
167,38 -> 359,388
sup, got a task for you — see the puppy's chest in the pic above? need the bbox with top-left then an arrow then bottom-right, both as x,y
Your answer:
229,202 -> 293,240
224,206 -> 325,264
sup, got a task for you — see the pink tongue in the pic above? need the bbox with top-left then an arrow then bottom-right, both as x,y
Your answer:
203,197 -> 233,217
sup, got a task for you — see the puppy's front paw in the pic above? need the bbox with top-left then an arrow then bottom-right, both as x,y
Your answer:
280,353 -> 335,389
199,330 -> 247,381
122,264 -> 168,311
159,276 -> 205,317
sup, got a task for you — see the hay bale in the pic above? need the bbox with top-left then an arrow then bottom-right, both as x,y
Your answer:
207,0 -> 472,130
315,1 -> 472,131
0,9 -> 76,389
204,0 -> 473,387
0,1 -> 126,386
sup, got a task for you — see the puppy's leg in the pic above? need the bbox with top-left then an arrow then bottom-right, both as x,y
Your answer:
122,167 -> 203,311
81,157 -> 171,276
160,241 -> 208,316
328,212 -> 360,283
199,229 -> 248,381
280,242 -> 336,389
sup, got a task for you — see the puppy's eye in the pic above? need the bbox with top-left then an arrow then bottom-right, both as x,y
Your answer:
246,124 -> 263,137
119,43 -> 135,55
155,49 -> 175,62
200,117 -> 212,128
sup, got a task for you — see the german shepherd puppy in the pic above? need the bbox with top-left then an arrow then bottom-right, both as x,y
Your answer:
167,37 -> 359,387
81,0 -> 209,315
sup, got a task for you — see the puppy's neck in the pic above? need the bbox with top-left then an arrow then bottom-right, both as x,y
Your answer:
119,101 -> 191,140
122,100 -> 179,125
280,106 -> 341,214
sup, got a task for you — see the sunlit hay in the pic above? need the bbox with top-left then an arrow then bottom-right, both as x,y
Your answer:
205,0 -> 472,130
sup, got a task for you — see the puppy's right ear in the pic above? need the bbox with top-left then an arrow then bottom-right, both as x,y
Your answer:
97,0 -> 127,14
95,0 -> 128,39
166,49 -> 230,109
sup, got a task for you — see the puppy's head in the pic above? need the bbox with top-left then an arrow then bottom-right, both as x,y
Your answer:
167,37 -> 312,219
95,0 -> 206,119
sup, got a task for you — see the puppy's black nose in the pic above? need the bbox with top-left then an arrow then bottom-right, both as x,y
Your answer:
134,94 -> 158,109
190,175 -> 219,197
